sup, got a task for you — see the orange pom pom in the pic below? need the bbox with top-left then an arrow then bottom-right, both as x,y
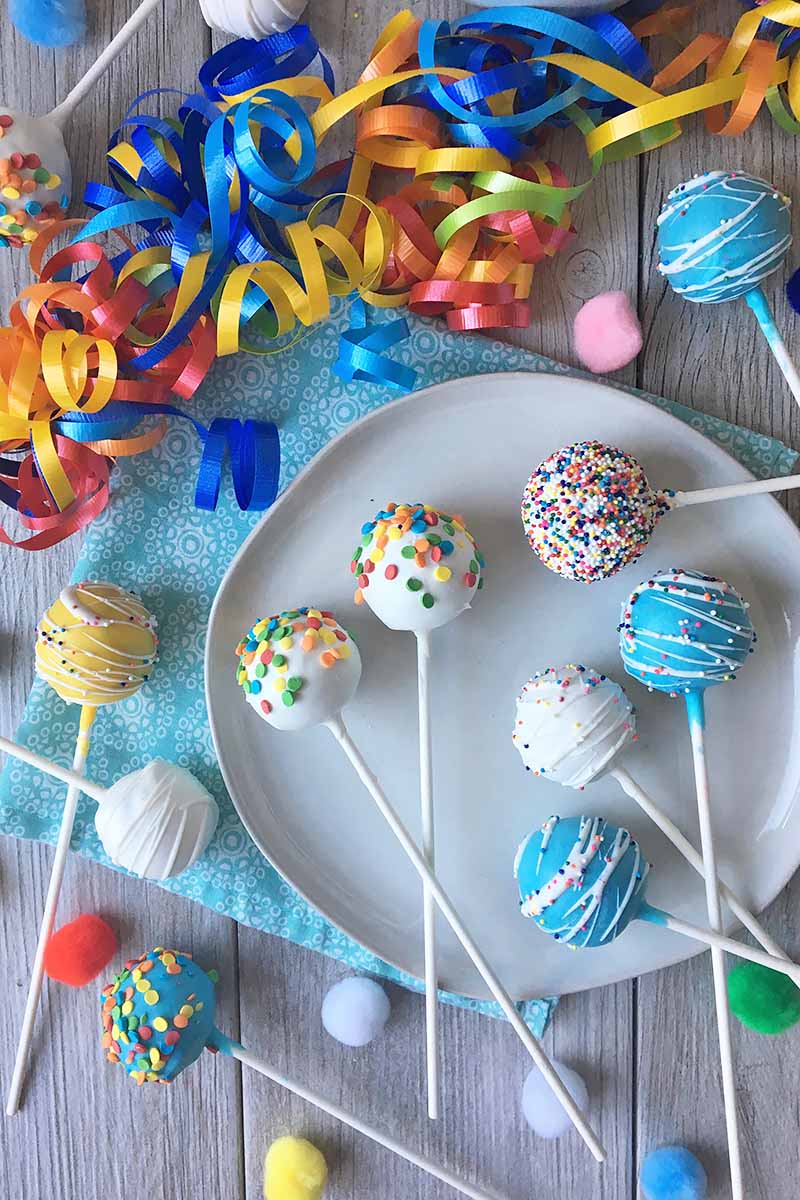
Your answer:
43,914 -> 117,987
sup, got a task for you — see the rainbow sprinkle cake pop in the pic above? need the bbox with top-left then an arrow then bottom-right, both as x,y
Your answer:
0,112 -> 70,245
101,948 -> 217,1084
618,569 -> 755,695
236,608 -> 360,732
351,502 -> 485,631
521,442 -> 671,583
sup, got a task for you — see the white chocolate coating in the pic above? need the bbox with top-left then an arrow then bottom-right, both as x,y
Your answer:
95,759 -> 219,880
236,607 -> 362,733
352,502 -> 485,633
0,110 -> 71,244
512,665 -> 637,789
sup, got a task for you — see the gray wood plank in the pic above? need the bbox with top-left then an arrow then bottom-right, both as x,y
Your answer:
638,3 -> 800,1197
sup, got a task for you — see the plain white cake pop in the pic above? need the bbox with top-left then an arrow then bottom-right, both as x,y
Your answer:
522,1059 -> 589,1139
236,607 -> 361,733
94,759 -> 219,880
0,111 -> 71,246
352,502 -> 485,633
512,664 -> 637,789
321,977 -> 391,1047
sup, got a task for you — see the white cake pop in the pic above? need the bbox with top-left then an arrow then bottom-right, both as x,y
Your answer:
236,607 -> 361,733
0,112 -> 71,245
352,502 -> 485,633
512,664 -> 637,788
94,759 -> 219,880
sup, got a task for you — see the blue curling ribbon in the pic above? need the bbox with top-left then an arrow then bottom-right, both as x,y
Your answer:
199,27 -> 334,101
53,404 -> 280,513
786,266 -> 800,316
334,300 -> 417,392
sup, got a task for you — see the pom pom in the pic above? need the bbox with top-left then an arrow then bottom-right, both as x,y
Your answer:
727,961 -> 800,1034
521,1059 -> 589,1138
10,0 -> 87,47
264,1136 -> 328,1200
321,976 -> 391,1047
639,1146 -> 707,1200
44,914 -> 117,986
573,291 -> 643,374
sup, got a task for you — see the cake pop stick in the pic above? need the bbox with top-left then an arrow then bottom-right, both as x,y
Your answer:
101,949 -> 504,1200
514,814 -> 800,980
523,440 -> 800,584
352,502 -> 486,1121
236,608 -> 605,1162
657,170 -> 800,406
512,664 -> 789,962
0,738 -> 218,881
0,0 -> 161,247
6,581 -> 158,1115
619,568 -> 757,1200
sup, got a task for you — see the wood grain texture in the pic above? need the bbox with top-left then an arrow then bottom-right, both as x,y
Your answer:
0,0 -> 797,1197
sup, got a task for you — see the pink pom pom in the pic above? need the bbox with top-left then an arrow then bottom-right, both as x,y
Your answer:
573,291 -> 643,374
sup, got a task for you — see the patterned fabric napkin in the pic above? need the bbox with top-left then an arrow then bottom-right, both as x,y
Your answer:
1,305 -> 796,1037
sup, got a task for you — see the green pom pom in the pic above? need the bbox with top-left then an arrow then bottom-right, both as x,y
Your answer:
727,961 -> 800,1034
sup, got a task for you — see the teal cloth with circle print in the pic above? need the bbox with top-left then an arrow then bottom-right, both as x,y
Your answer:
1,306 -> 796,1037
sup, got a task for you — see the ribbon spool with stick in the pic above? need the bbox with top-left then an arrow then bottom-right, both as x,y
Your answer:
5,580 -> 158,1115
619,568 -> 758,1200
351,502 -> 486,1120
234,605 -> 605,1161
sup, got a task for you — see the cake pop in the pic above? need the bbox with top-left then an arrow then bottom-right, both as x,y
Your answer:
513,814 -> 800,980
521,439 -> 800,583
352,502 -> 486,1119
619,568 -> 756,1200
234,607 -> 604,1161
0,0 -> 160,246
99,947 -> 505,1200
657,170 -> 800,407
6,579 -> 158,1116
511,664 -> 792,968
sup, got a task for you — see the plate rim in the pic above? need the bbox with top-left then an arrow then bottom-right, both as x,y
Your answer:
206,369 -> 800,998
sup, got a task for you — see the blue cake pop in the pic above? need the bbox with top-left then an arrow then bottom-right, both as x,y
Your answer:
101,948 -> 218,1083
656,171 -> 791,304
514,814 -> 652,948
618,569 -> 755,697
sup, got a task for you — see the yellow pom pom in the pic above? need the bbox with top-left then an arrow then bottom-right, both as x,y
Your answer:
263,1136 -> 328,1200
35,581 -> 157,707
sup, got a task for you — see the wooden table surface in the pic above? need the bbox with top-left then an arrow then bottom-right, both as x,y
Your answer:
1,1 -> 799,1196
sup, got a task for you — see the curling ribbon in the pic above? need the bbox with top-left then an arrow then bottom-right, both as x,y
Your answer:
334,299 -> 417,391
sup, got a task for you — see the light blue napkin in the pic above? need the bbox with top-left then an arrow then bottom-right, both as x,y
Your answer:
1,305 -> 796,1037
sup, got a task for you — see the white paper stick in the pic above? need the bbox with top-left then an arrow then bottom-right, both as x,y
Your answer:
324,715 -> 606,1163
0,734 -> 105,801
684,692 -> 743,1200
671,473 -> 800,509
5,707 -> 97,1115
415,631 -> 439,1120
611,766 -> 788,960
227,1041 -> 505,1200
49,0 -> 162,127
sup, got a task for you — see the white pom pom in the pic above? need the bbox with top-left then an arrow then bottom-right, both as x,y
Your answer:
321,976 -> 391,1047
522,1059 -> 589,1139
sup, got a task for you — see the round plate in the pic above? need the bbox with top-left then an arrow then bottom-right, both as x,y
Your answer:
206,372 -> 800,999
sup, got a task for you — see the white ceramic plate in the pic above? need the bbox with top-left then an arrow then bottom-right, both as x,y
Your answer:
206,372 -> 800,999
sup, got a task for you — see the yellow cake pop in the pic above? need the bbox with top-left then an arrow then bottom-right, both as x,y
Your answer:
35,580 -> 157,706
6,579 -> 158,1117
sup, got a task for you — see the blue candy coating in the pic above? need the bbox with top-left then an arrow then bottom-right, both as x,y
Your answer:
657,171 -> 791,304
514,815 -> 650,948
10,0 -> 86,47
100,949 -> 218,1083
619,569 -> 755,696
639,1146 -> 708,1200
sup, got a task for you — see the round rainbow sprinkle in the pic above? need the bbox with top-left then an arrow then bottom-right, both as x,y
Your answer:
521,441 -> 671,583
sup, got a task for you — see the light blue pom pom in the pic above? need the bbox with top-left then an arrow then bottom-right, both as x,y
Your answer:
10,0 -> 87,48
640,1146 -> 708,1200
